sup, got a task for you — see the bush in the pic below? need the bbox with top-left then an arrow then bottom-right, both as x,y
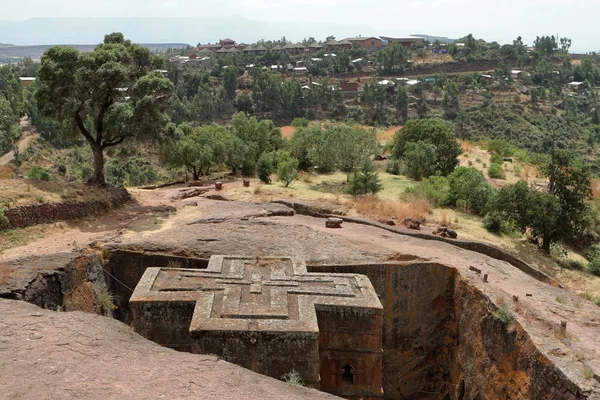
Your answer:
27,165 -> 51,181
488,163 -> 506,179
483,213 -> 503,233
589,259 -> 600,277
490,153 -> 504,165
588,244 -> 600,261
241,159 -> 256,177
404,176 -> 450,206
345,162 -> 382,196
487,139 -> 514,157
106,158 -> 158,187
483,212 -> 519,235
0,208 -> 9,229
276,153 -> 299,187
385,158 -> 402,175
557,259 -> 584,270
550,242 -> 568,258
448,167 -> 493,215
257,152 -> 274,184
291,117 -> 310,128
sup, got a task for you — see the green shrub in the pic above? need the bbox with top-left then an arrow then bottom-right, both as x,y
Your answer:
483,213 -> 502,233
257,152 -> 274,184
241,159 -> 256,177
588,244 -> 600,262
490,153 -> 504,165
345,162 -> 382,196
276,153 -> 299,187
513,164 -> 523,175
106,158 -> 158,187
488,163 -> 506,179
291,117 -> 310,128
448,167 -> 493,215
385,158 -> 402,175
557,259 -> 584,270
483,212 -> 519,235
550,242 -> 568,258
589,258 -> 600,277
404,176 -> 450,206
0,209 -> 9,229
27,165 -> 51,181
493,307 -> 514,325
487,139 -> 514,157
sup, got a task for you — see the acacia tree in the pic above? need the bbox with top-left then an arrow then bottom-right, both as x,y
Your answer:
35,32 -> 174,185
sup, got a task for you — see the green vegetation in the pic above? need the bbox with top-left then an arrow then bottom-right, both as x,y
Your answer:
404,176 -> 450,206
35,32 -> 174,184
289,123 -> 378,175
448,167 -> 493,215
27,165 -> 51,181
0,208 -> 9,229
487,163 -> 505,179
392,119 -> 462,177
485,150 -> 594,252
276,151 -> 299,187
493,307 -> 514,325
345,162 -> 382,196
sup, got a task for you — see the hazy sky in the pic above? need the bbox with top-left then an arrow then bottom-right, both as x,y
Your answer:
2,0 -> 599,52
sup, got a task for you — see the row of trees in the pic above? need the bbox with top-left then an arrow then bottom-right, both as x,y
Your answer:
0,66 -> 25,154
164,112 -> 282,179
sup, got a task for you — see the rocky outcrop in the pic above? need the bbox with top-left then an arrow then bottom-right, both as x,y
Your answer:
0,299 -> 336,400
2,186 -> 130,230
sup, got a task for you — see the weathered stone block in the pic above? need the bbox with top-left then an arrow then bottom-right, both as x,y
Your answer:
325,217 -> 343,229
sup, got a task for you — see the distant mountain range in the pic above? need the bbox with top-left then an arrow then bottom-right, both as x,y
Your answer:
0,17 -> 454,61
0,43 -> 189,60
411,34 -> 457,43
0,17 -> 378,47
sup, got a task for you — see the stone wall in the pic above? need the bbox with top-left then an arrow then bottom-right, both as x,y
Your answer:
310,262 -> 592,400
452,280 -> 588,400
309,262 -> 458,399
2,186 -> 130,230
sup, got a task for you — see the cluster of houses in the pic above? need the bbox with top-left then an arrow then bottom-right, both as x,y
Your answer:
169,35 -> 426,68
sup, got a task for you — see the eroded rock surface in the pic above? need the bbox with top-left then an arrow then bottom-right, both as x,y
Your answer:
0,299 -> 337,400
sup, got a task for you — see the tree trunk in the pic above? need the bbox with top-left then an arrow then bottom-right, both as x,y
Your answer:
90,145 -> 106,185
542,234 -> 551,253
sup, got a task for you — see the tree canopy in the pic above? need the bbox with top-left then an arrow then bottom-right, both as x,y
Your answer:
35,32 -> 174,184
392,119 -> 462,177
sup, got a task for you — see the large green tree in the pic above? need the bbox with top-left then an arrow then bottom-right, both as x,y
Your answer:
392,119 -> 462,177
35,32 -> 174,184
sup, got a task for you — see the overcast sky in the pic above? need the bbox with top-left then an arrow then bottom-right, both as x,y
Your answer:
2,0 -> 599,52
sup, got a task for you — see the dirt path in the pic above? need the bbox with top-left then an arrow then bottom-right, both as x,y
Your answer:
0,117 -> 37,166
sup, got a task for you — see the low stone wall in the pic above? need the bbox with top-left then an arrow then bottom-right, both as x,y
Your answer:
2,186 -> 130,230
